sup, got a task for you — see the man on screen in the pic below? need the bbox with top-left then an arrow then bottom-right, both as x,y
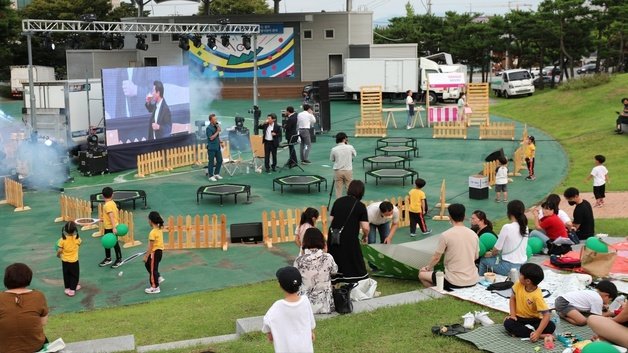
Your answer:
145,80 -> 172,140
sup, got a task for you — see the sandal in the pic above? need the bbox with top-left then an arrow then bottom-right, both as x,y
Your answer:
431,324 -> 470,336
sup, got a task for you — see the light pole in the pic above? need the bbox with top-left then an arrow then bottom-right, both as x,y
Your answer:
25,32 -> 37,130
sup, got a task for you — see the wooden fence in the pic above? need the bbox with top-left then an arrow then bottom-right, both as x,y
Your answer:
164,214 -> 228,251
165,145 -> 197,170
54,195 -> 97,230
482,160 -> 499,186
479,122 -> 515,140
355,86 -> 387,137
509,145 -> 527,177
433,121 -> 468,139
93,204 -> 141,248
136,151 -> 167,177
0,177 -> 30,212
433,179 -> 450,221
262,207 -> 329,248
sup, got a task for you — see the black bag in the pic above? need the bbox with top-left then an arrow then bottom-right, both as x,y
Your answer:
568,230 -> 580,245
329,200 -> 358,247
547,242 -> 572,256
333,285 -> 353,314
550,255 -> 581,269
486,281 -> 514,291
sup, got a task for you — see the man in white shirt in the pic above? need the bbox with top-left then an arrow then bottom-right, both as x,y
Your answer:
406,89 -> 415,129
330,132 -> 357,199
366,201 -> 400,244
297,104 -> 316,164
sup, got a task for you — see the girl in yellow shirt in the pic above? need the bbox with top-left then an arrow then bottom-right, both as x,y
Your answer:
57,221 -> 82,297
144,211 -> 165,294
525,135 -> 536,180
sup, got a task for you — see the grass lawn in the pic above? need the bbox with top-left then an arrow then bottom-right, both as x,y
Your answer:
46,74 -> 628,352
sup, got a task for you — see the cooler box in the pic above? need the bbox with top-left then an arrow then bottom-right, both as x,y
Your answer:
469,174 -> 489,200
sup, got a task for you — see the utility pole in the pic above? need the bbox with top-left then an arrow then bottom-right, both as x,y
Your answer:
427,0 -> 432,15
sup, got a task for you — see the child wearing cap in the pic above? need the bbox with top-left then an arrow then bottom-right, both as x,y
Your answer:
554,280 -> 618,326
262,266 -> 316,353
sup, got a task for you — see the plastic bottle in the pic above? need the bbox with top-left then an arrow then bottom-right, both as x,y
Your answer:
551,310 -> 565,344
509,268 -> 518,283
435,271 -> 445,291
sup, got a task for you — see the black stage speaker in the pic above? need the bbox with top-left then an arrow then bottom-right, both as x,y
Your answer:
312,80 -> 329,102
485,148 -> 505,162
230,222 -> 264,243
78,150 -> 109,176
318,100 -> 331,132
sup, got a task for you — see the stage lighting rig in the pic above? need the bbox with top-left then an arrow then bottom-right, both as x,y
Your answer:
135,34 -> 148,51
242,35 -> 251,50
221,35 -> 230,48
206,34 -> 217,50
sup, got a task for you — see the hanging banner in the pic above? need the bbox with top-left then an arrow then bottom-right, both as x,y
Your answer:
427,72 -> 466,88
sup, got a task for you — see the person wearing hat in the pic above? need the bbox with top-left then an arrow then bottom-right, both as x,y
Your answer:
262,266 -> 316,353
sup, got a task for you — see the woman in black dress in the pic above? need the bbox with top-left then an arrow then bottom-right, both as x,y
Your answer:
328,180 -> 370,284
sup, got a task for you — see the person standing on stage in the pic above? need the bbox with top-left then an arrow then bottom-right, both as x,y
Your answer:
283,106 -> 299,167
258,113 -> 282,173
206,114 -> 223,181
297,104 -> 316,165
330,132 -> 356,199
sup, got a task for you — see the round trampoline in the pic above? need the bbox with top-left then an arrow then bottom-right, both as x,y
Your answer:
377,137 -> 418,148
362,155 -> 410,170
365,168 -> 418,186
273,175 -> 327,194
197,184 -> 251,206
375,145 -> 419,158
90,190 -> 147,210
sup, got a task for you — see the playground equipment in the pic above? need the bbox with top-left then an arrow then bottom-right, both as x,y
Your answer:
355,86 -> 387,137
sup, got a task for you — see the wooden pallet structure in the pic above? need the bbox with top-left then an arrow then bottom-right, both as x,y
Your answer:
509,124 -> 529,177
0,177 -> 30,212
433,121 -> 468,139
479,122 -> 516,140
466,83 -> 490,126
432,179 -> 450,221
355,86 -> 386,137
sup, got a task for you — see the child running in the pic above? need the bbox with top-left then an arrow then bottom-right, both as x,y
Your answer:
99,187 -> 123,268
408,178 -> 430,237
495,157 -> 509,202
57,221 -> 82,297
525,135 -> 536,180
143,211 -> 165,294
586,154 -> 609,207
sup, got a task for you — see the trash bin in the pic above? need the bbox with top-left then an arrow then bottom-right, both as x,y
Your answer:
469,174 -> 489,200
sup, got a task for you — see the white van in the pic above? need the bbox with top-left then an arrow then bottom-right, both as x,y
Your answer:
490,69 -> 535,98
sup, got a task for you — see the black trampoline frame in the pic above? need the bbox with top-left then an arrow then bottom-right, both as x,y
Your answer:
375,145 -> 419,158
362,155 -> 410,170
272,175 -> 328,194
197,183 -> 251,206
376,137 -> 418,149
365,168 -> 418,186
90,190 -> 147,210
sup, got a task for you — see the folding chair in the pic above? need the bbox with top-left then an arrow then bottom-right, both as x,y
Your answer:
249,135 -> 265,173
221,141 -> 242,176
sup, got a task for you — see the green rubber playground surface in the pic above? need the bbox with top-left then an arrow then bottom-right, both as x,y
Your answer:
0,97 -> 567,313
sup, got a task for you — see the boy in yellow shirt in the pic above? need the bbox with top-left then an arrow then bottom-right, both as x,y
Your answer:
143,211 -> 165,294
408,178 -> 430,237
99,187 -> 123,268
57,221 -> 82,297
504,263 -> 555,341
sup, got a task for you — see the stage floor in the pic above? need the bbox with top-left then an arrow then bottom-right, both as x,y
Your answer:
0,98 -> 568,313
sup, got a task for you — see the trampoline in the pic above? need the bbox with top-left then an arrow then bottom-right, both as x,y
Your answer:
365,168 -> 418,186
90,190 -> 147,210
273,175 -> 327,194
362,155 -> 410,170
197,184 -> 251,206
375,145 -> 419,158
377,137 -> 418,149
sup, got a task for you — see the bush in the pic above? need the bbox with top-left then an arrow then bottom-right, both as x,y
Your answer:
0,85 -> 11,98
558,73 -> 611,91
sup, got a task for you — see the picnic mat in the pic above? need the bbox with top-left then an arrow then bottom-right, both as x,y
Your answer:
541,247 -> 628,277
445,271 -> 592,313
456,322 -> 594,353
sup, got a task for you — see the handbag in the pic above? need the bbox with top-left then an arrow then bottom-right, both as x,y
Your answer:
332,284 -> 354,314
580,246 -> 616,278
330,199 -> 358,246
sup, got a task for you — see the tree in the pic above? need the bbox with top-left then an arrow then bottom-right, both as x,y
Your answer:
198,0 -> 271,16
0,0 -> 21,80
108,2 -> 149,20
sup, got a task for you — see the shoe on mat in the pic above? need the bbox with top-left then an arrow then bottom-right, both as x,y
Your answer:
214,174 -> 223,180
302,160 -> 311,164
145,287 -> 161,294
462,312 -> 475,329
410,233 -> 416,238
474,311 -> 494,326
111,260 -> 123,269
422,230 -> 432,235
99,258 -> 112,267
158,276 -> 165,284
208,176 -> 217,182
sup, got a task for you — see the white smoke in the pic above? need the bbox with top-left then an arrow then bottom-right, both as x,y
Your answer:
188,75 -> 223,123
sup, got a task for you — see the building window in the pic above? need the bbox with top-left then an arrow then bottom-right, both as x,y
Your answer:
303,29 -> 312,40
171,33 -> 179,42
150,34 -> 160,43
144,57 -> 158,67
324,29 -> 335,39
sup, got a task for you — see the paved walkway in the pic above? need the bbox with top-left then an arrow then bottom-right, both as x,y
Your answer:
561,191 -> 628,219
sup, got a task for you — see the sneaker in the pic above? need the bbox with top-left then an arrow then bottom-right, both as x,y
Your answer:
214,174 -> 223,180
422,229 -> 432,235
99,258 -> 112,267
410,233 -> 416,237
75,284 -> 81,291
158,276 -> 165,284
525,176 -> 532,180
66,289 -> 75,297
145,287 -> 161,294
462,312 -> 475,329
111,260 -> 123,269
474,311 -> 494,326
209,176 -> 217,182
406,126 -> 411,130
302,160 -> 311,164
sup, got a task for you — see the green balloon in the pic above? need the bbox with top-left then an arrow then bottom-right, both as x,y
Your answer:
479,233 -> 497,250
585,237 -> 609,253
479,241 -> 487,258
581,341 -> 620,353
101,233 -> 117,249
528,237 -> 545,254
116,223 -> 129,237
526,245 -> 533,260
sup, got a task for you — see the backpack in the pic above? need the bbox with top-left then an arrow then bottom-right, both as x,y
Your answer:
550,255 -> 581,269
547,242 -> 572,256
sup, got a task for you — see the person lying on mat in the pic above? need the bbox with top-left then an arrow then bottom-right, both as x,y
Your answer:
554,280 -> 618,326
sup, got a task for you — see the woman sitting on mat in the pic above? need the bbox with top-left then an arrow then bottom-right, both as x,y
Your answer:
470,210 -> 495,237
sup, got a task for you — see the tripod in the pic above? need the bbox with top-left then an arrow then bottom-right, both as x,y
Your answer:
327,178 -> 336,209
278,134 -> 303,172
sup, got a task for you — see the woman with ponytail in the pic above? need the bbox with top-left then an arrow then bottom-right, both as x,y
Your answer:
144,211 -> 165,294
479,200 -> 529,276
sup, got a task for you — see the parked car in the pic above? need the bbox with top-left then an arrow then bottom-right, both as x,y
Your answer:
302,74 -> 346,100
533,75 -> 559,88
530,67 -> 541,77
541,66 -> 561,76
577,63 -> 598,74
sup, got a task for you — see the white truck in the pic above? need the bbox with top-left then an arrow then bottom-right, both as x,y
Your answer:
438,64 -> 468,101
10,65 -> 55,99
490,69 -> 535,98
343,57 -> 443,103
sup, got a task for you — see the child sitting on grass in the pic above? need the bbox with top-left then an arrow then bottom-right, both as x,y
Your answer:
262,266 -> 316,353
504,263 -> 555,342
554,280 -> 617,326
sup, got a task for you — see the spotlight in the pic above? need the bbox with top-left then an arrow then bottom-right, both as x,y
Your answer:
67,33 -> 81,50
135,34 -> 148,51
235,116 -> 245,130
178,35 -> 190,51
242,35 -> 251,50
190,34 -> 202,48
221,35 -> 230,48
100,34 -> 113,50
206,34 -> 217,50
42,32 -> 55,51
112,34 -> 124,49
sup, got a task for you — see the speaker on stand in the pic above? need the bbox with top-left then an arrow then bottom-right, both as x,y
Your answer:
312,80 -> 331,132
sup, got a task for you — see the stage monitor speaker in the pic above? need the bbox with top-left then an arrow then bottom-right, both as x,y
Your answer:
318,100 -> 331,132
312,80 -> 329,102
484,148 -> 505,162
230,222 -> 263,243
